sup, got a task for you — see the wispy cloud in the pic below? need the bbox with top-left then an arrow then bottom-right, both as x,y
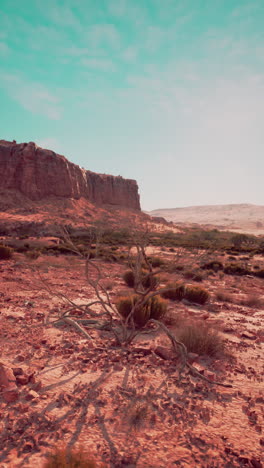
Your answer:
0,41 -> 9,54
0,73 -> 62,120
81,57 -> 116,71
87,24 -> 120,49
36,137 -> 61,152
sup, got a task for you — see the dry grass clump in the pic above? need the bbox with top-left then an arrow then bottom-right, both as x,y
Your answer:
215,290 -> 234,303
177,321 -> 224,357
122,269 -> 157,289
201,260 -> 224,272
224,263 -> 251,276
255,269 -> 264,279
116,294 -> 167,327
0,244 -> 13,260
240,294 -> 264,308
183,269 -> 205,282
148,256 -> 164,268
43,446 -> 98,468
161,282 -> 185,301
127,401 -> 149,429
183,285 -> 210,305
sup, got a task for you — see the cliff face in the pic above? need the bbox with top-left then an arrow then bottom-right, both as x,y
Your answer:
0,140 -> 140,210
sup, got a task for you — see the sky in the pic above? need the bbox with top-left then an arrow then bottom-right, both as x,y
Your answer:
0,0 -> 264,210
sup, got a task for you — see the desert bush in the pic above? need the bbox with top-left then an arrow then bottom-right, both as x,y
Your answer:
25,249 -> 41,260
224,263 -> 251,276
0,244 -> 13,260
254,269 -> 264,279
177,322 -> 224,357
161,282 -> 185,301
43,446 -> 98,468
183,285 -> 210,304
123,270 -> 135,287
148,256 -> 164,268
240,295 -> 264,308
122,269 -> 157,289
201,260 -> 224,272
127,401 -> 149,429
183,269 -> 204,282
116,294 -> 167,327
215,290 -> 234,303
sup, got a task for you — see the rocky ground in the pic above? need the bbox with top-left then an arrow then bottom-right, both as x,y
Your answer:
0,248 -> 263,468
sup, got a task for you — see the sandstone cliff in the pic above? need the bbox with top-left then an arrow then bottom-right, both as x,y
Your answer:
0,140 -> 140,210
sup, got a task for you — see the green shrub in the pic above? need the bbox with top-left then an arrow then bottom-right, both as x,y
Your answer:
161,282 -> 185,301
116,294 -> 167,327
183,285 -> 210,304
177,322 -> 224,357
0,244 -> 13,260
43,446 -> 98,467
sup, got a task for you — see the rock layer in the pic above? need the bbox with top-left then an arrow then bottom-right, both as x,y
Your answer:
0,140 -> 140,210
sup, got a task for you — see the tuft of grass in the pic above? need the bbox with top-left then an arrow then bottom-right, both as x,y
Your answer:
122,269 -> 157,289
127,401 -> 149,429
161,282 -> 185,301
201,260 -> 224,272
184,285 -> 210,305
224,263 -> 251,276
0,244 -> 13,260
240,294 -> 264,308
177,321 -> 224,357
148,256 -> 164,268
43,446 -> 98,468
116,294 -> 167,327
215,290 -> 234,303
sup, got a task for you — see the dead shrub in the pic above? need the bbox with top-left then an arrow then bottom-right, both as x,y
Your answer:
184,285 -> 210,305
43,446 -> 98,468
0,244 -> 13,260
201,260 -> 224,272
177,321 -> 224,357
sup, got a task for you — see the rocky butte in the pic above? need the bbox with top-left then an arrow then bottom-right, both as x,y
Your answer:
0,140 -> 141,210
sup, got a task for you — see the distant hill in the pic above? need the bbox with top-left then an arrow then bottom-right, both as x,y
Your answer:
148,204 -> 264,235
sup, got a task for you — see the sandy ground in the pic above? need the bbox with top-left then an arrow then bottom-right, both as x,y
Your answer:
0,251 -> 263,468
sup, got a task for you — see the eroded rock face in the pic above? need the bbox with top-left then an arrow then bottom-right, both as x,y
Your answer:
0,140 -> 140,210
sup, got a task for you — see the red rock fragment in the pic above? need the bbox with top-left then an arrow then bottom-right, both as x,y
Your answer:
241,331 -> 257,340
154,346 -> 174,361
0,362 -> 19,403
25,390 -> 39,401
12,367 -> 23,376
16,375 -> 29,385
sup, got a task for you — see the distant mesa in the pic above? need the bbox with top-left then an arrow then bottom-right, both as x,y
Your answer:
0,140 -> 140,210
148,204 -> 264,234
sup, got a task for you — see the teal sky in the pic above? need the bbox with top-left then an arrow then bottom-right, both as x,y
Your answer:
1,0 -> 263,210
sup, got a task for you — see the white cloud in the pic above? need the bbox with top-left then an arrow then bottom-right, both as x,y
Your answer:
0,73 -> 62,120
121,46 -> 138,62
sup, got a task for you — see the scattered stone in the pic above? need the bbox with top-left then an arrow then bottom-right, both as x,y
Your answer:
25,390 -> 39,401
16,375 -> 29,385
241,331 -> 257,340
154,346 -> 174,361
12,367 -> 23,376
